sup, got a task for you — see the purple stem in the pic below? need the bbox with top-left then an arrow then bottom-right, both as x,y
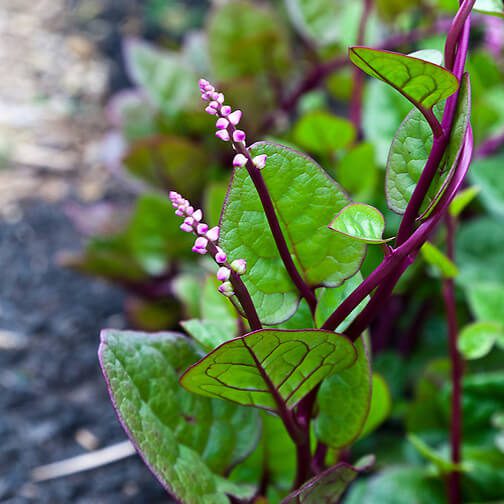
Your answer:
442,215 -> 463,504
475,130 -> 504,158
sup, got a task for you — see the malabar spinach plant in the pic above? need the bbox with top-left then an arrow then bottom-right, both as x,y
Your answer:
98,1 -> 504,502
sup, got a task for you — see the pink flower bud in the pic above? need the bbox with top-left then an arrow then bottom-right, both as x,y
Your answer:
217,266 -> 231,282
215,248 -> 227,264
221,105 -> 232,116
215,93 -> 224,104
228,110 -> 242,126
192,209 -> 203,222
184,217 -> 194,226
231,259 -> 247,275
216,130 -> 230,142
192,236 -> 208,255
218,281 -> 234,297
205,105 -> 217,115
206,226 -> 220,242
197,223 -> 208,234
185,206 -> 194,216
175,208 -> 184,216
209,100 -> 219,109
216,118 -> 229,130
180,223 -> 193,233
233,130 -> 246,143
253,154 -> 267,170
233,153 -> 247,168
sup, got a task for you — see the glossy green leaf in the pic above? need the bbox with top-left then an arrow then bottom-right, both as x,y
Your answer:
474,0 -> 504,17
99,330 -> 260,503
315,338 -> 372,448
124,135 -> 207,197
449,185 -> 480,217
345,467 -> 446,504
219,142 -> 366,324
359,373 -> 392,438
208,1 -> 290,82
349,47 -> 458,110
182,319 -> 237,353
385,73 -> 470,214
282,455 -> 374,504
293,111 -> 356,155
467,282 -> 504,325
458,321 -> 504,360
470,155 -> 504,217
124,39 -> 197,116
329,203 -> 392,244
127,194 -> 192,275
180,329 -> 357,411
420,242 -> 459,279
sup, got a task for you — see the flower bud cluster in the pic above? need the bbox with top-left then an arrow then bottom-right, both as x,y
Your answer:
169,190 -> 247,297
199,78 -> 268,171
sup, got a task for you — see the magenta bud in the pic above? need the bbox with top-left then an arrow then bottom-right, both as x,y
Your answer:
218,281 -> 234,297
233,130 -> 246,143
192,236 -> 208,254
180,223 -> 193,233
184,217 -> 194,225
215,248 -> 227,264
221,105 -> 232,116
175,209 -> 184,216
228,110 -> 242,126
216,118 -> 229,130
192,209 -> 203,222
217,266 -> 231,282
216,130 -> 230,142
206,226 -> 220,242
205,105 -> 217,115
197,223 -> 208,234
233,153 -> 247,168
253,154 -> 267,170
231,259 -> 247,275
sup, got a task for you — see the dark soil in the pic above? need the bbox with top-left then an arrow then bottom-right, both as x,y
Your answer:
0,201 -> 168,503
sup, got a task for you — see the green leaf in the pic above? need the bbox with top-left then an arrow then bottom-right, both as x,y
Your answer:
282,456 -> 374,504
469,155 -> 504,217
420,242 -> 459,279
127,194 -> 192,275
338,142 -> 378,201
99,330 -> 260,503
458,321 -> 504,360
124,39 -> 197,116
408,434 -> 466,474
293,111 -> 356,155
329,203 -> 392,244
466,282 -> 504,325
182,319 -> 237,353
474,0 -> 504,17
385,73 -> 470,214
315,273 -> 369,332
449,185 -> 480,217
408,49 -> 444,66
208,1 -> 290,82
315,338 -> 372,448
344,467 -> 446,504
349,47 -> 458,110
123,135 -> 207,197
180,329 -> 357,411
359,373 -> 392,438
219,142 -> 366,324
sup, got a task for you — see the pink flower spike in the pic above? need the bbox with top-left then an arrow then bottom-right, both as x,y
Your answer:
231,259 -> 247,275
215,93 -> 224,104
184,217 -> 194,225
218,281 -> 234,297
192,236 -> 208,254
199,78 -> 209,89
216,118 -> 229,130
185,206 -> 194,216
233,130 -> 246,143
215,248 -> 227,264
216,130 -> 230,142
206,226 -> 220,242
205,105 -> 217,115
197,223 -> 208,234
228,110 -> 242,126
209,100 -> 219,109
175,208 -> 184,216
253,154 -> 267,170
221,105 -> 232,116
192,209 -> 203,222
233,153 -> 247,168
217,266 -> 231,282
180,223 -> 193,233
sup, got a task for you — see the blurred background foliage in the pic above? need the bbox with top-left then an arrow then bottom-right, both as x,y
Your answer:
53,0 -> 504,500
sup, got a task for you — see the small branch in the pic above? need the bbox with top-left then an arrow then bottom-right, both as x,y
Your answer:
443,214 -> 463,504
475,130 -> 504,158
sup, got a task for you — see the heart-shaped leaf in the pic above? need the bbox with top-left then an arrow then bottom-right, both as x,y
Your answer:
474,0 -> 504,17
315,337 -> 372,448
99,330 -> 260,503
349,47 -> 459,110
467,282 -> 504,324
385,73 -> 470,214
329,203 -> 393,244
219,142 -> 366,324
180,329 -> 357,411
458,321 -> 504,360
282,455 -> 375,504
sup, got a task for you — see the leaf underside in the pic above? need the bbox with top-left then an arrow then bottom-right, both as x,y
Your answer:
181,329 -> 357,411
219,142 -> 366,324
